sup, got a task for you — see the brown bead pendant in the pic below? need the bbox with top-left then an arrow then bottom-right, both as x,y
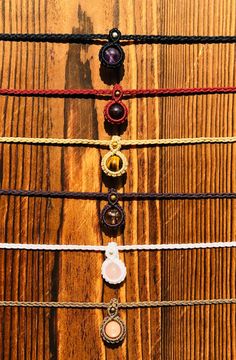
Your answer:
106,155 -> 123,172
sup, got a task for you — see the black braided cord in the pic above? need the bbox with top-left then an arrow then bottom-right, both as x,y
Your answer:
0,189 -> 235,200
121,34 -> 236,44
0,33 -> 235,44
0,33 -> 108,43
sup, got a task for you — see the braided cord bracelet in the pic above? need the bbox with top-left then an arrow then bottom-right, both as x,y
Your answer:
1,241 -> 235,286
0,135 -> 235,178
1,188 -> 234,235
0,297 -> 235,344
0,189 -> 235,234
1,84 -> 235,127
1,189 -> 235,234
0,28 -> 236,68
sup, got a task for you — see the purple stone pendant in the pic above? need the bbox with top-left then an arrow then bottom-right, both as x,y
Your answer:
99,28 -> 125,68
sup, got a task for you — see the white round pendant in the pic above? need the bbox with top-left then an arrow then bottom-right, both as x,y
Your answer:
101,258 -> 126,285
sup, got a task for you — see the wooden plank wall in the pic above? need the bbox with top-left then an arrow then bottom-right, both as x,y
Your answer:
0,0 -> 235,359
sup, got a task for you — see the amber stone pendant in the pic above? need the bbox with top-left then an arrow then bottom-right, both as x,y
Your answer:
100,299 -> 126,345
101,136 -> 128,177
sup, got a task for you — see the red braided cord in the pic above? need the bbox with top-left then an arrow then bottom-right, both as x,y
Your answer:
0,88 -> 111,96
0,86 -> 235,97
124,86 -> 236,96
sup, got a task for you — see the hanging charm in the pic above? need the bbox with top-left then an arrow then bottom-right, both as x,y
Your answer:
101,189 -> 125,232
99,28 -> 125,68
101,136 -> 128,177
100,298 -> 126,344
104,84 -> 128,125
101,242 -> 126,285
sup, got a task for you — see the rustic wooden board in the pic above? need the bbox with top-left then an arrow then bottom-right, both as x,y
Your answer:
0,0 -> 235,359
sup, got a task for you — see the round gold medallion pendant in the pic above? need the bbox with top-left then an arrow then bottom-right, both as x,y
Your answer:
100,299 -> 126,345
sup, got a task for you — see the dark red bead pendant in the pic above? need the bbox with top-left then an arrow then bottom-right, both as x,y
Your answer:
99,29 -> 125,68
104,84 -> 128,125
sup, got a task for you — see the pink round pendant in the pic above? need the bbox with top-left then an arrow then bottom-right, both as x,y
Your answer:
105,319 -> 122,339
100,299 -> 126,345
102,258 -> 126,285
101,242 -> 126,285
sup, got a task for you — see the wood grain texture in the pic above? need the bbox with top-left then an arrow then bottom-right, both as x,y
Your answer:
0,0 -> 235,359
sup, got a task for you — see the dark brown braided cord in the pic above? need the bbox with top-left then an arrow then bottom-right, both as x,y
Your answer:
0,189 -> 107,200
0,189 -> 235,200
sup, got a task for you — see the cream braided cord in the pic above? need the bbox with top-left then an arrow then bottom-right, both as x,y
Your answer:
0,298 -> 235,309
0,136 -> 109,146
121,136 -> 236,146
0,135 -> 235,146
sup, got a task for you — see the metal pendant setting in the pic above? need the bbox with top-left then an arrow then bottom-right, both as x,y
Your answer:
101,242 -> 126,285
101,189 -> 125,232
99,29 -> 125,69
101,203 -> 125,231
100,298 -> 126,345
101,136 -> 128,177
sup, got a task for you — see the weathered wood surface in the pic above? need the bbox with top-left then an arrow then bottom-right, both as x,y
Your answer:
0,0 -> 235,359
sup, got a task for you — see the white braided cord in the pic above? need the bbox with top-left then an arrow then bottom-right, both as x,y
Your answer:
0,241 -> 235,251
